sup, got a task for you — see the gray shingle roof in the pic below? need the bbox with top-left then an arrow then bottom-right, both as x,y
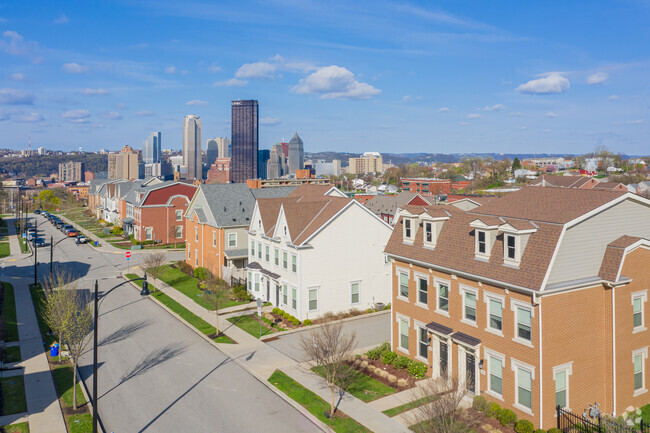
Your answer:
365,192 -> 428,216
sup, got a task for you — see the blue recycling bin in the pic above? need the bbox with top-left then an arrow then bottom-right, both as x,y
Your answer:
50,343 -> 59,357
94,241 -> 98,246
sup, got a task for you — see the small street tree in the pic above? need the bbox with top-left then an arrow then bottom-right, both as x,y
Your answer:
202,272 -> 230,336
43,274 -> 76,362
168,226 -> 178,249
143,252 -> 166,292
62,290 -> 93,410
300,319 -> 357,417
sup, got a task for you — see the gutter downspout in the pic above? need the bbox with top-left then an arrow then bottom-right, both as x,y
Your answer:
538,297 -> 543,428
611,284 -> 617,415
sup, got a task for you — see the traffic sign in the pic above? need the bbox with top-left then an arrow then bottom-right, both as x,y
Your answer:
125,251 -> 131,258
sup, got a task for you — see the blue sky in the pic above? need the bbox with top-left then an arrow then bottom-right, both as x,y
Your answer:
0,0 -> 649,155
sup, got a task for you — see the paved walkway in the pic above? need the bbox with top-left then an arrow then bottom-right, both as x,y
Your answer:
0,219 -> 67,432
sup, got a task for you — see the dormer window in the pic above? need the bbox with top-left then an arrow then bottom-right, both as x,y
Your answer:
405,219 -> 412,238
477,230 -> 487,254
505,234 -> 516,260
424,222 -> 432,243
499,221 -> 537,267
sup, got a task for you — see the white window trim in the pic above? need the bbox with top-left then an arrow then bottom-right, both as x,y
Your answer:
460,285 -> 478,328
291,253 -> 297,273
228,233 -> 237,247
434,277 -> 451,317
414,272 -> 429,309
632,290 -> 648,334
350,281 -> 361,306
511,299 -> 534,348
403,217 -> 415,244
395,313 -> 410,355
484,347 -> 506,401
282,251 -> 288,270
274,248 -> 279,266
212,230 -> 217,247
145,227 -> 153,241
194,227 -> 198,242
291,286 -> 297,311
503,233 -> 521,267
414,319 -> 429,363
307,287 -> 319,312
265,245 -> 270,263
475,229 -> 490,260
396,267 -> 410,302
484,292 -> 505,337
552,362 -> 573,411
422,220 -> 435,248
176,225 -> 183,239
632,347 -> 648,397
511,357 -> 535,416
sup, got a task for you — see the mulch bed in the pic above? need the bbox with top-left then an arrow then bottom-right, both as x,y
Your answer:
468,408 -> 515,433
349,357 -> 419,390
62,405 -> 89,416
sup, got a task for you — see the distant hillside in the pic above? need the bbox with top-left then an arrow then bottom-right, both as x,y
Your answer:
305,152 -> 588,165
0,153 -> 108,177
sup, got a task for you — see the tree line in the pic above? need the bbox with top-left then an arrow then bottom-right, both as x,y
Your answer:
0,153 -> 108,178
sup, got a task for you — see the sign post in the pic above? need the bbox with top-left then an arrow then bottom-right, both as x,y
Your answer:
257,298 -> 262,339
125,251 -> 131,274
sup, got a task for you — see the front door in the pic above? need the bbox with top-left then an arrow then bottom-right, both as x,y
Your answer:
266,280 -> 270,301
466,352 -> 476,393
275,284 -> 280,306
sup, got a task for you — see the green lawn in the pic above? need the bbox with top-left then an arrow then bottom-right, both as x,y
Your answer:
0,376 -> 27,415
4,345 -> 21,363
2,282 -> 19,342
0,242 -> 10,258
52,365 -> 87,408
68,414 -> 92,433
2,421 -> 30,433
156,265 -> 247,310
312,365 -> 396,402
125,274 -> 234,344
227,314 -> 276,339
268,370 -> 371,433
383,396 -> 432,417
18,237 -> 29,253
641,404 -> 650,424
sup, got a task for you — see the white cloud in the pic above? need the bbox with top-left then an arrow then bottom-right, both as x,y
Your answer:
586,72 -> 608,85
235,62 -> 276,79
613,119 -> 645,125
438,107 -> 450,112
480,104 -> 505,111
459,122 -> 469,126
164,66 -> 176,74
62,62 -> 89,74
466,113 -> 482,119
608,94 -> 619,101
9,73 -> 25,81
101,112 -> 122,120
62,109 -> 90,120
545,111 -> 558,118
213,78 -> 248,87
134,110 -> 154,117
402,95 -> 422,102
54,14 -> 69,24
260,117 -> 281,126
0,88 -> 35,105
79,88 -> 109,96
207,63 -> 222,73
516,72 -> 570,94
0,31 -> 41,61
186,99 -> 208,107
181,69 -> 189,75
15,112 -> 43,123
519,126 -> 528,130
291,65 -> 380,100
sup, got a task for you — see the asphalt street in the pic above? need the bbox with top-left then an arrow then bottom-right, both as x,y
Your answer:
11,214 -> 324,433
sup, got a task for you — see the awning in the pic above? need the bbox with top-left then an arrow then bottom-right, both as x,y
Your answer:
225,248 -> 248,259
426,321 -> 453,336
451,331 -> 481,348
246,261 -> 280,280
122,217 -> 134,224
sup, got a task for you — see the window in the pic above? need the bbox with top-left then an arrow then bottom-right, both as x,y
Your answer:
250,240 -> 255,256
175,209 -> 182,221
633,348 -> 648,394
506,235 -> 516,260
517,368 -> 533,410
516,306 -> 532,342
632,291 -> 647,332
194,227 -> 198,242
488,298 -> 503,332
417,277 -> 428,305
463,289 -> 477,323
437,282 -> 449,313
194,249 -> 198,266
265,245 -> 270,262
308,288 -> 318,311
291,254 -> 297,273
274,248 -> 279,266
257,242 -> 262,259
282,284 -> 288,305
477,230 -> 486,254
399,318 -> 409,351
489,356 -> 503,396
424,222 -> 433,243
146,227 -> 153,240
283,252 -> 288,269
247,272 -> 252,292
188,248 -> 191,260
176,226 -> 182,239
212,231 -> 217,247
418,326 -> 428,359
404,219 -> 412,239
291,287 -> 297,310
555,370 -> 567,408
351,282 -> 360,304
254,274 -> 260,292
228,233 -> 236,247
399,272 -> 409,299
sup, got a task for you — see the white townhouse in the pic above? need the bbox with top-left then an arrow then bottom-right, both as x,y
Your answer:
246,184 -> 394,322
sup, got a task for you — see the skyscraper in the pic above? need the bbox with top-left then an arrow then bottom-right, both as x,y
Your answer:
183,115 -> 202,180
231,100 -> 258,183
257,149 -> 270,180
143,132 -> 161,164
267,143 -> 287,179
287,132 -> 305,176
206,137 -> 230,165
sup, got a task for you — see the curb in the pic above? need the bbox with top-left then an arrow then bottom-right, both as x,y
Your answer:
120,274 -> 332,433
76,365 -> 104,433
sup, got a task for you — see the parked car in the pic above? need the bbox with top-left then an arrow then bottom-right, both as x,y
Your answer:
33,237 -> 45,247
76,235 -> 87,244
63,224 -> 74,233
67,230 -> 79,237
34,210 -> 41,215
56,221 -> 65,229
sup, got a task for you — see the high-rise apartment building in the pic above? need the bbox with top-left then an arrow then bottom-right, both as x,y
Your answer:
37,147 -> 46,155
287,132 -> 305,176
347,152 -> 383,174
108,145 -> 140,179
143,132 -> 161,164
58,161 -> 86,182
231,100 -> 258,183
183,115 -> 202,180
266,143 -> 287,179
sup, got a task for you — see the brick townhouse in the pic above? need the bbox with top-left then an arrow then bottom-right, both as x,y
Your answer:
385,187 -> 650,428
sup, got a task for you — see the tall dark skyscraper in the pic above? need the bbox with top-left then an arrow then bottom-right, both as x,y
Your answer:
231,100 -> 258,183
257,149 -> 270,180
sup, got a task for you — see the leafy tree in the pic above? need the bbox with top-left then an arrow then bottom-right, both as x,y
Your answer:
44,273 -> 77,362
62,289 -> 93,410
512,157 -> 522,171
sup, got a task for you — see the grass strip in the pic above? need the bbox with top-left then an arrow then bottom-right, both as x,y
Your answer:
1,421 -> 30,433
4,345 -> 21,363
28,283 -> 56,347
312,364 -> 396,402
68,413 -> 92,433
1,282 -> 19,342
383,396 -> 432,417
0,242 -> 10,258
268,370 -> 371,433
125,274 -> 234,344
227,314 -> 276,339
0,376 -> 27,415
17,237 -> 29,253
52,365 -> 87,408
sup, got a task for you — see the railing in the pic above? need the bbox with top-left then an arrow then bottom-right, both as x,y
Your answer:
557,407 -> 649,433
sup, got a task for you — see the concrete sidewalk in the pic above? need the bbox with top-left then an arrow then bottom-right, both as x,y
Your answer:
1,218 -> 67,432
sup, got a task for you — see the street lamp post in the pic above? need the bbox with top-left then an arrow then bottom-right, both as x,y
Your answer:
92,274 -> 149,433
50,235 -> 75,281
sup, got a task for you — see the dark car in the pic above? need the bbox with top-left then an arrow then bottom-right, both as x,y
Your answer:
63,225 -> 75,234
56,221 -> 65,229
34,210 -> 41,215
33,237 -> 45,247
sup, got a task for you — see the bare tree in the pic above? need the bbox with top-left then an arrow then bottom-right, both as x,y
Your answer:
407,374 -> 480,433
142,252 -> 166,292
202,272 -> 230,336
62,289 -> 93,410
300,320 -> 357,417
168,226 -> 178,249
43,273 -> 76,362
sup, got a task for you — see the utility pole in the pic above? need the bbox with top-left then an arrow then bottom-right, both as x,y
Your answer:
50,235 -> 53,281
34,219 -> 38,287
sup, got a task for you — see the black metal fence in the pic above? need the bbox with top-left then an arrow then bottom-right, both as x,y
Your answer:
557,406 -> 649,433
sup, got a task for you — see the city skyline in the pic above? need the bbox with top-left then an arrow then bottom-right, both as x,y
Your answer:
0,1 -> 649,155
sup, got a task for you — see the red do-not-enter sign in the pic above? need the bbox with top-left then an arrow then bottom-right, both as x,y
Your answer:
125,251 -> 131,258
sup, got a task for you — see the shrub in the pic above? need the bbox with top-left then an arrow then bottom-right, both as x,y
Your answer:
486,402 -> 501,418
272,308 -> 280,315
360,361 -> 368,369
534,429 -> 547,433
303,319 -> 312,326
497,408 -> 517,427
397,378 -> 408,388
373,367 -> 382,376
365,342 -> 391,360
379,370 -> 389,378
291,318 -> 300,326
193,267 -> 210,280
179,261 -> 193,276
392,355 -> 412,370
515,420 -> 535,433
547,428 -> 561,433
473,395 -> 487,412
407,360 -> 427,379
381,351 -> 397,365
383,303 -> 391,311
349,308 -> 362,316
